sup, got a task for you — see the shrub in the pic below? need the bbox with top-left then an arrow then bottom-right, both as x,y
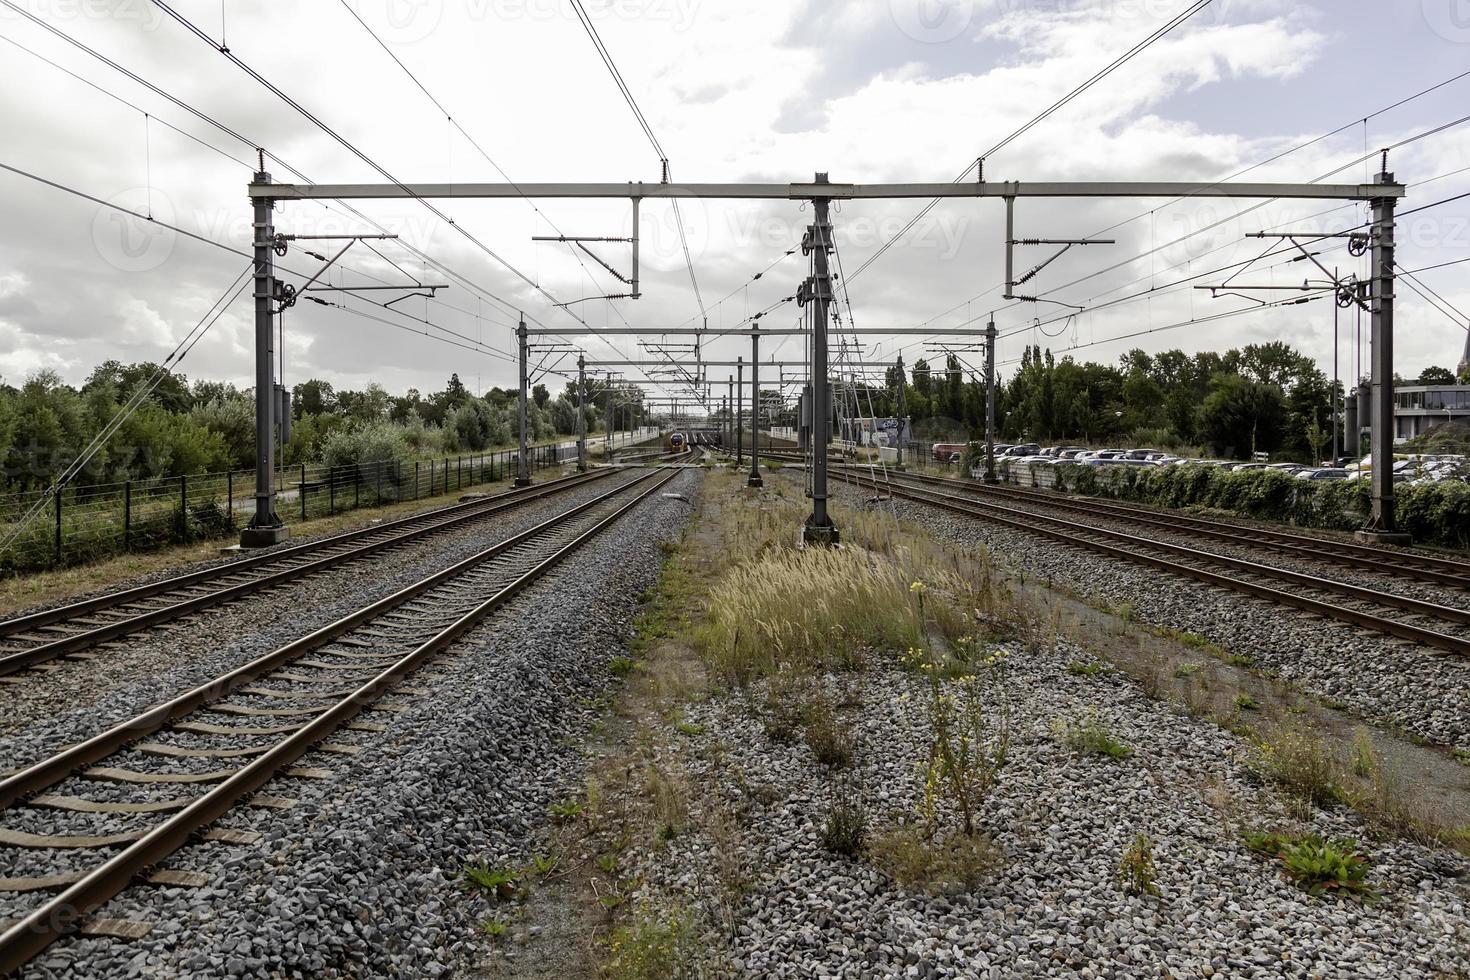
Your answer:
1049,461 -> 1468,550
1243,831 -> 1373,898
821,799 -> 867,857
320,420 -> 411,470
907,643 -> 1010,838
1116,833 -> 1161,897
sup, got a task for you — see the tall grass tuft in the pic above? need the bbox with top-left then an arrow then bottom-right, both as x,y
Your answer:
699,548 -> 923,686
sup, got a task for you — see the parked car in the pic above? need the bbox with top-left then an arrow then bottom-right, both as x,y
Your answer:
999,443 -> 1040,458
1297,467 -> 1348,480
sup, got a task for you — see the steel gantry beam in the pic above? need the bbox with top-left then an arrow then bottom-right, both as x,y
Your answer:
524,327 -> 986,337
252,180 -> 1402,202
243,170 -> 1407,545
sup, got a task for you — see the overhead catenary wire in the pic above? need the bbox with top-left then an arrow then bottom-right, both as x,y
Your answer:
847,0 -> 1216,285
0,160 -> 526,369
565,0 -> 706,321
0,5 -> 540,363
890,70 -> 1470,362
336,0 -> 689,404
0,265 -> 254,562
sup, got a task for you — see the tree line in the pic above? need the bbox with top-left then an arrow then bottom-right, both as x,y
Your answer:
855,341 -> 1464,462
0,362 -> 648,493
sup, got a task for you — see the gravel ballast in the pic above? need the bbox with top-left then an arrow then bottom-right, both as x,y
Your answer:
831,480 -> 1470,752
0,469 -> 644,755
623,639 -> 1470,978
5,468 -> 699,979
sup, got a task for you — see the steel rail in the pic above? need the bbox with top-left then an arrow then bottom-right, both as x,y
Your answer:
766,449 -> 1470,586
0,466 -> 678,973
875,468 -> 1470,591
0,469 -> 661,809
836,470 -> 1470,658
0,469 -> 616,676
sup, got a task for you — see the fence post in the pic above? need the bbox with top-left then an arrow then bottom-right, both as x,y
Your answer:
227,471 -> 233,526
329,465 -> 336,514
178,474 -> 188,542
300,463 -> 308,521
54,488 -> 62,567
376,460 -> 383,506
429,460 -> 435,497
414,461 -> 420,501
124,480 -> 132,552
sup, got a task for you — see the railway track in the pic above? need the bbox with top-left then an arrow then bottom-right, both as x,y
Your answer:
0,467 -> 622,679
872,467 -> 1470,592
835,467 -> 1470,658
0,465 -> 678,972
754,447 -> 1470,590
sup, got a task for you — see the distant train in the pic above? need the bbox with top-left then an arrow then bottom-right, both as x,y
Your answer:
668,428 -> 722,450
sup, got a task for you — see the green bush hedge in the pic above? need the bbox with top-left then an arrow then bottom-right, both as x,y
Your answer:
1047,463 -> 1467,550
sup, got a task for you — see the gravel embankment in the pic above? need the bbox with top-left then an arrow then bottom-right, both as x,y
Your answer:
0,470 -> 640,747
10,468 -> 699,979
941,481 -> 1470,615
832,482 -> 1470,752
631,638 -> 1470,979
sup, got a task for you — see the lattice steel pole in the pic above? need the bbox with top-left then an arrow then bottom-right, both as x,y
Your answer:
516,317 -> 531,486
985,319 -> 998,484
748,325 -> 763,487
577,354 -> 588,472
1360,167 -> 1406,542
803,174 -> 838,544
242,167 -> 287,547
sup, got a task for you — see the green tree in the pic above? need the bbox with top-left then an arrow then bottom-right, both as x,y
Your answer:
292,379 -> 337,418
1417,365 -> 1456,385
1199,375 -> 1288,459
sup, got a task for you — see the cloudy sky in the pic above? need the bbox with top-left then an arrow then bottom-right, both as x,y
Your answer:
2,0 -> 1468,409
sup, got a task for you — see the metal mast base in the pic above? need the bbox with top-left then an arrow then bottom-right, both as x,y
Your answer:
240,525 -> 290,548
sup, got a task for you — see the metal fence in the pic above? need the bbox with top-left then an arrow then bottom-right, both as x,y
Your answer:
0,443 -> 581,574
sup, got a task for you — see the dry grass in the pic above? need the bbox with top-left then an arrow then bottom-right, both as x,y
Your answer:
868,824 -> 1001,895
699,547 -> 924,686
